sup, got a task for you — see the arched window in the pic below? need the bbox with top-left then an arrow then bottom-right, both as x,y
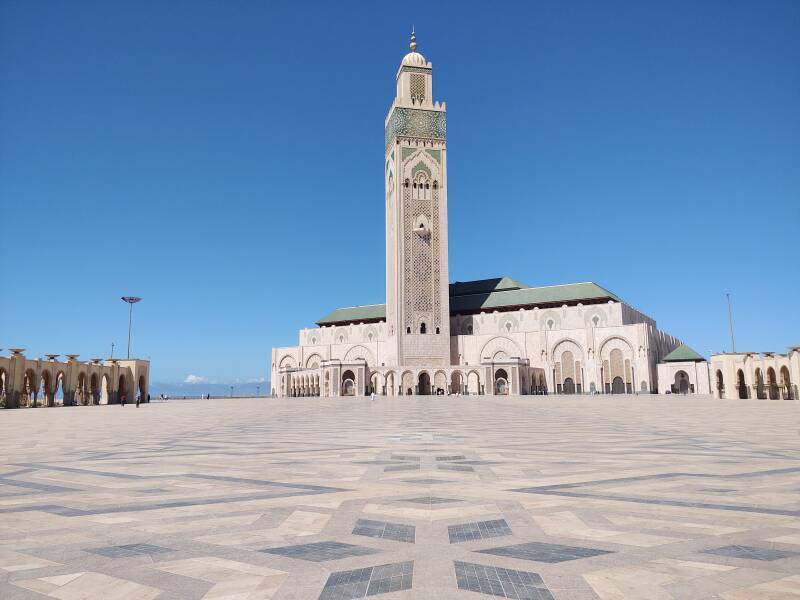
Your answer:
406,327 -> 411,334
435,327 -> 440,334
420,322 -> 427,334
432,181 -> 438,189
404,179 -> 409,188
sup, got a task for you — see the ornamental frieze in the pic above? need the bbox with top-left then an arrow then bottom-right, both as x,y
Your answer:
385,107 -> 446,149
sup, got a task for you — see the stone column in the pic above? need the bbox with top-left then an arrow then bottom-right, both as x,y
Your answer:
63,355 -> 80,406
6,349 -> 26,409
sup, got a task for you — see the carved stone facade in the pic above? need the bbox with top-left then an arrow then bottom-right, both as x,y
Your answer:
271,34 -> 689,398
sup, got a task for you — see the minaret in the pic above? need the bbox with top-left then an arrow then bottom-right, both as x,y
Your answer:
384,30 -> 451,367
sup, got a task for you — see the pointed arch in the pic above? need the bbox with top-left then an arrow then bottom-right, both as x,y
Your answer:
479,336 -> 523,362
343,345 -> 375,365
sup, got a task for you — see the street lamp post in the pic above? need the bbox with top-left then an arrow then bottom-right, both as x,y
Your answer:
257,385 -> 260,397
121,297 -> 142,359
230,385 -> 234,397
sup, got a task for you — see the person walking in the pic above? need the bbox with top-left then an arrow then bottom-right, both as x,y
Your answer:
120,393 -> 126,407
135,394 -> 140,408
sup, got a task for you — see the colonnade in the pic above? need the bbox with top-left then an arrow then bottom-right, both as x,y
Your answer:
0,349 -> 150,409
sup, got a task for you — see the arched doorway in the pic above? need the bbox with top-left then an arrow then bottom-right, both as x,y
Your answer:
118,374 -> 128,403
138,375 -> 147,403
76,372 -> 89,406
100,374 -> 110,404
401,371 -> 414,395
767,368 -> 778,400
22,369 -> 36,407
674,371 -> 690,394
494,368 -> 508,395
611,376 -> 625,394
39,372 -> 52,407
54,372 -> 65,406
418,372 -> 431,395
715,370 -> 724,397
467,371 -> 480,395
0,369 -> 7,408
754,368 -> 765,399
90,374 -> 99,405
434,371 -> 447,395
780,366 -> 793,400
341,370 -> 355,396
737,369 -> 747,399
451,371 -> 463,395
563,377 -> 575,394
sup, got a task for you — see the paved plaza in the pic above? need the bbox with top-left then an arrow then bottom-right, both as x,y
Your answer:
1,396 -> 799,599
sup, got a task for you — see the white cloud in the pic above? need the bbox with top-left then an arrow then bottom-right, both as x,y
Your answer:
245,377 -> 267,384
184,374 -> 209,384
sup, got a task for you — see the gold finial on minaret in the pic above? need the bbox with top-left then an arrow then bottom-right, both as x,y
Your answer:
410,27 -> 417,52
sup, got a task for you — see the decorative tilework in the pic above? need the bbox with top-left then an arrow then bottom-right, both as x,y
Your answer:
438,463 -> 474,472
385,107 -> 446,149
384,464 -> 419,472
477,541 -> 612,563
403,496 -> 460,505
425,149 -> 441,164
87,543 -> 172,558
702,545 -> 800,561
353,519 -> 415,543
320,561 -> 413,599
261,541 -> 379,562
449,519 -> 512,543
454,561 -> 553,599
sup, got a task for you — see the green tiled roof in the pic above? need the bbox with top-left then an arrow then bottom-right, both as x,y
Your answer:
316,304 -> 386,326
449,277 -> 528,297
316,279 -> 621,326
450,281 -> 619,314
663,343 -> 705,362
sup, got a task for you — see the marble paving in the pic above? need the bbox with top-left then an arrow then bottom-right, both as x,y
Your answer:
0,395 -> 799,599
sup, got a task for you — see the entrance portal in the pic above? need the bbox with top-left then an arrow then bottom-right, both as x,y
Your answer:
418,372 -> 431,395
674,371 -> 689,394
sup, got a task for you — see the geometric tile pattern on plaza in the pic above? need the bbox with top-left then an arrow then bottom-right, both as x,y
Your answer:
353,519 -> 415,543
448,519 -> 512,543
702,544 -> 800,561
2,395 -> 800,599
262,541 -> 381,562
454,561 -> 554,599
319,561 -> 413,599
477,541 -> 613,563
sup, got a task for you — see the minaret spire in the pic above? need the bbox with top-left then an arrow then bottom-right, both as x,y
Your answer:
410,27 -> 417,52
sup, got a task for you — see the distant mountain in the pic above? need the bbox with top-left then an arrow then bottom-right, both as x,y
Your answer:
149,381 -> 271,399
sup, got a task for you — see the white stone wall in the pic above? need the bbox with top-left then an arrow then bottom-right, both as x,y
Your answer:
657,361 -> 711,395
272,300 -> 682,396
709,350 -> 799,400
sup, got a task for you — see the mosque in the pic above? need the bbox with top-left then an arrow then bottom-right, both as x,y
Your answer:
271,33 -> 706,398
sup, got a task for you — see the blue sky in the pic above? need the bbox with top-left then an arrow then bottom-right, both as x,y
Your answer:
1,1 -> 798,386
